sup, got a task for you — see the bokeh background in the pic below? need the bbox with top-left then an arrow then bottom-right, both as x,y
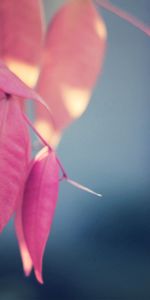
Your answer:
0,0 -> 150,299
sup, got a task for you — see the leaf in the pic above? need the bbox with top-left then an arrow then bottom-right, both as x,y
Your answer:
35,0 -> 107,145
22,147 -> 59,283
0,96 -> 30,232
15,194 -> 33,277
0,62 -> 50,111
0,0 -> 45,86
15,143 -> 33,277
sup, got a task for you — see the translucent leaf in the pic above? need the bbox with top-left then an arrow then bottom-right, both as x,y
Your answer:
35,0 -> 107,145
15,144 -> 33,277
0,0 -> 45,86
0,62 -> 50,111
22,147 -> 59,283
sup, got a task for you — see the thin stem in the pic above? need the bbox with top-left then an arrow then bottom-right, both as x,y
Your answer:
23,113 -> 67,178
66,178 -> 102,197
96,0 -> 150,37
23,113 -> 102,198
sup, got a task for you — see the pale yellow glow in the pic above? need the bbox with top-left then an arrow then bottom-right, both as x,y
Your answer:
20,242 -> 32,276
35,145 -> 49,161
4,57 -> 39,87
94,17 -> 107,39
35,120 -> 61,148
61,84 -> 91,119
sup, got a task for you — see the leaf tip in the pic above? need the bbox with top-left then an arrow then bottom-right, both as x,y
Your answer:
35,270 -> 44,284
24,269 -> 31,277
19,243 -> 33,277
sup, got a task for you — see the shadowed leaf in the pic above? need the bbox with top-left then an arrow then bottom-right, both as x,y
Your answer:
0,96 -> 30,231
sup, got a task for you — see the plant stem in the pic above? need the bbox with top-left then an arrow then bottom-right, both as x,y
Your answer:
23,113 -> 102,198
23,113 -> 68,178
96,0 -> 150,37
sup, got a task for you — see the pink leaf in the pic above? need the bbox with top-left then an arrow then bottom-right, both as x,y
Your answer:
35,0 -> 107,145
15,192 -> 33,277
22,147 -> 59,284
0,0 -> 45,86
15,142 -> 33,277
0,62 -> 50,111
0,95 -> 30,232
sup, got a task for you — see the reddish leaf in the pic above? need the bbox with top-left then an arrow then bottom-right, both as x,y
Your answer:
22,147 -> 59,283
0,96 -> 30,232
15,201 -> 33,276
0,0 -> 45,86
0,62 -> 50,110
35,0 -> 107,145
15,143 -> 33,277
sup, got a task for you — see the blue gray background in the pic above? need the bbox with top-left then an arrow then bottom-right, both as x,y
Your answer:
0,0 -> 150,299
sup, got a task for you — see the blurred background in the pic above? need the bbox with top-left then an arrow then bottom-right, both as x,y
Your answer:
0,0 -> 150,299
